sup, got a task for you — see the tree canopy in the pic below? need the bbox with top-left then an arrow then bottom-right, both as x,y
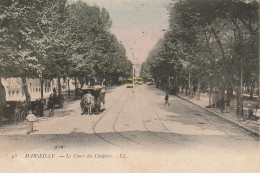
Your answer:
0,0 -> 132,101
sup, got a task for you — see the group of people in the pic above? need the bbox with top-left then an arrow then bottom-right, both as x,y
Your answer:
211,90 -> 231,113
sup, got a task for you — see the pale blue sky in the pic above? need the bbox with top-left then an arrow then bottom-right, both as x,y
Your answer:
69,0 -> 171,65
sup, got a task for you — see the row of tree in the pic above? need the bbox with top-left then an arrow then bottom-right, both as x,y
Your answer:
0,0 -> 132,104
141,0 -> 259,116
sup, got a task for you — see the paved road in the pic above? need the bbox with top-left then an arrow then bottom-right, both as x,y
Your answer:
0,85 -> 258,148
0,85 -> 259,172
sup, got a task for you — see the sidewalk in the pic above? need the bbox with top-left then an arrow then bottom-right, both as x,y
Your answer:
176,92 -> 259,138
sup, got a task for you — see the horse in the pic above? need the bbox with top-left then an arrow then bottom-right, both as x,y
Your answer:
81,96 -> 94,115
94,97 -> 102,115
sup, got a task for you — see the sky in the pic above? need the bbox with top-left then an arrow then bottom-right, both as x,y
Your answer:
69,0 -> 171,66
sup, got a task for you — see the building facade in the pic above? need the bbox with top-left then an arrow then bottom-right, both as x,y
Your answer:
2,78 -> 75,101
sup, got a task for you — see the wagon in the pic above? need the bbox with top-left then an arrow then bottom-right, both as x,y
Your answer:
0,100 -> 42,124
80,85 -> 105,115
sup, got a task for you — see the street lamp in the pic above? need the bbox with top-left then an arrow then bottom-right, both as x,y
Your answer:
132,63 -> 135,88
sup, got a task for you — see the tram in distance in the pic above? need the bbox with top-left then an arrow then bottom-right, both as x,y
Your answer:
146,78 -> 154,85
136,77 -> 143,85
126,78 -> 134,88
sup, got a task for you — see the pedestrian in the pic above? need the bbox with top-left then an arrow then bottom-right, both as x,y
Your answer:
26,110 -> 36,134
212,90 -> 219,108
48,94 -> 54,116
53,87 -> 57,97
225,97 -> 230,113
164,92 -> 170,106
219,97 -> 225,113
193,85 -> 197,95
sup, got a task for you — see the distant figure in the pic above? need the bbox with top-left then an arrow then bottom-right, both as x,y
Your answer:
219,97 -> 225,113
193,85 -> 197,95
212,90 -> 219,108
53,87 -> 57,97
164,93 -> 170,106
225,97 -> 230,113
26,110 -> 36,134
48,94 -> 54,116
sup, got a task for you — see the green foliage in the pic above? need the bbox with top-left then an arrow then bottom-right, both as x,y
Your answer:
142,0 -> 259,90
0,0 -> 131,83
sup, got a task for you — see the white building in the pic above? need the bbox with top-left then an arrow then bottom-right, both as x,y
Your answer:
2,78 -> 76,101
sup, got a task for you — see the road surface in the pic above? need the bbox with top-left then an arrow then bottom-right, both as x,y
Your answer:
0,85 -> 259,173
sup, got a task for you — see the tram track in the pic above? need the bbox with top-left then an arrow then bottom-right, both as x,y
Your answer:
140,86 -> 186,146
92,87 -> 127,146
112,91 -> 142,146
92,87 -> 141,147
138,87 -> 173,144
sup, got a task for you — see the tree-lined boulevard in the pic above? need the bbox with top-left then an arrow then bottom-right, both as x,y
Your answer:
0,0 -> 259,172
0,85 -> 258,148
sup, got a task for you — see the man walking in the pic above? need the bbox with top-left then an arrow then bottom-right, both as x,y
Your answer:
164,92 -> 170,106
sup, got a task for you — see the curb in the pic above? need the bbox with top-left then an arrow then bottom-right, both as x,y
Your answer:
176,95 -> 259,139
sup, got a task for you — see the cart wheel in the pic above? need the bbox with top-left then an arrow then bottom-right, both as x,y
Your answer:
21,111 -> 26,121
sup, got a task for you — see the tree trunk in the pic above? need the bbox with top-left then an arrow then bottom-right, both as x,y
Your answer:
209,86 -> 212,106
259,24 -> 260,108
40,78 -> 44,99
74,77 -> 78,88
57,77 -> 62,95
236,86 -> 240,116
219,87 -> 225,113
21,77 -> 31,102
188,73 -> 191,98
74,77 -> 78,99
197,81 -> 200,100
250,80 -> 254,100
239,67 -> 243,119
67,78 -> 71,98
0,77 -> 6,107
78,77 -> 85,88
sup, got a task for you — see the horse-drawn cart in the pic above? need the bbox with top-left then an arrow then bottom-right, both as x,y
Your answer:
80,85 -> 105,115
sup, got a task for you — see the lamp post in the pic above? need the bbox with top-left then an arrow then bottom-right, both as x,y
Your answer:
132,63 -> 135,88
130,48 -> 135,89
